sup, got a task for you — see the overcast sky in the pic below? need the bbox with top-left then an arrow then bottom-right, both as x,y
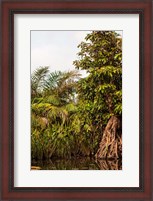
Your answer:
31,31 -> 122,76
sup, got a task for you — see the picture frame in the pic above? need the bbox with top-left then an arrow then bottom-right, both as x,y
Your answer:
0,0 -> 152,200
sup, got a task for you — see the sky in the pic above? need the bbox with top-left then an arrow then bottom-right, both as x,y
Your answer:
31,31 -> 122,77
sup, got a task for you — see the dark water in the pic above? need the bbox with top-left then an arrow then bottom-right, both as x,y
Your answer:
31,157 -> 122,170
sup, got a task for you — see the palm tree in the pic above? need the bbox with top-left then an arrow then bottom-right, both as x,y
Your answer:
31,67 -> 81,159
44,70 -> 81,104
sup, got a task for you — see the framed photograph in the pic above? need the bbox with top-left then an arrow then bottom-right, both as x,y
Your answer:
1,0 -> 152,200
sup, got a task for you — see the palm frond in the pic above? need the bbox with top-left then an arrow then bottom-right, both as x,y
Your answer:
31,66 -> 49,95
44,71 -> 63,92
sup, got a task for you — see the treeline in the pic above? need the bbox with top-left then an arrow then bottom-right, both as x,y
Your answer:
31,31 -> 122,160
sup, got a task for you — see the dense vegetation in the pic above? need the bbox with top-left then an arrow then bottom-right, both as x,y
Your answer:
31,31 -> 122,161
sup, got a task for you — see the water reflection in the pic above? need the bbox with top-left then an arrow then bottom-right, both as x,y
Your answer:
32,157 -> 122,170
95,158 -> 122,170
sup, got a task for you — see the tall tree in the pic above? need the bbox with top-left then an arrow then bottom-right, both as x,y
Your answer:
73,31 -> 122,159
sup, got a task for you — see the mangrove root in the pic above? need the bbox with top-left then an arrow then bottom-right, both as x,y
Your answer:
95,116 -> 122,159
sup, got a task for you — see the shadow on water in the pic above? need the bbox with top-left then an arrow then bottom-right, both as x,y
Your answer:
31,157 -> 122,170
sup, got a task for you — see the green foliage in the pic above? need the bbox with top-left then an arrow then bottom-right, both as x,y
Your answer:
73,31 -> 122,152
31,68 -> 82,159
74,31 -> 122,115
31,31 -> 122,160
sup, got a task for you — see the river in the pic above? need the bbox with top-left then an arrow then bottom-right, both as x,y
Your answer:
31,157 -> 122,170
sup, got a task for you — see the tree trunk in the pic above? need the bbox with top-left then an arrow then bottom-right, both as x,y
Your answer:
95,116 -> 122,159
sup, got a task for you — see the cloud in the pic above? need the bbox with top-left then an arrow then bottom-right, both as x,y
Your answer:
31,30 -> 122,77
31,31 -> 90,74
73,31 -> 91,43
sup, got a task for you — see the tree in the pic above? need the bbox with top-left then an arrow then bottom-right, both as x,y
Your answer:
73,31 -> 122,159
31,31 -> 122,162
31,67 -> 81,159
